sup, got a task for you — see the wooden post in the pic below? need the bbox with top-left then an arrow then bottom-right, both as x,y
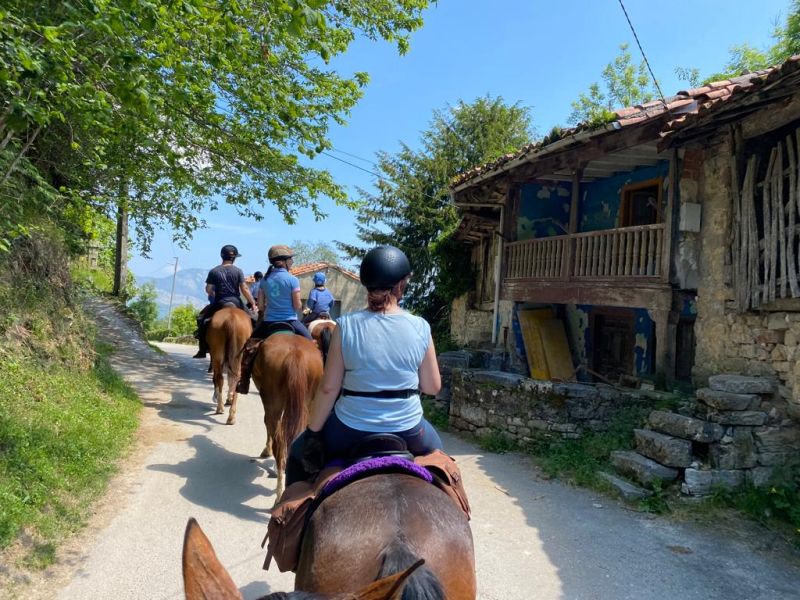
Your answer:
112,186 -> 129,298
563,167 -> 582,279
661,148 -> 678,283
653,308 -> 671,387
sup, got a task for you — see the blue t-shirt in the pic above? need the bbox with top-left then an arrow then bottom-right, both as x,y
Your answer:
260,268 -> 300,321
308,287 -> 334,313
334,310 -> 431,432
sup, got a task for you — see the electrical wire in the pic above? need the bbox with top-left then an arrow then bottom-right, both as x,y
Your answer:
617,0 -> 669,107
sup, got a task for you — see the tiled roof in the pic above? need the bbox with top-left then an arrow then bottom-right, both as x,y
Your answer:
291,261 -> 360,281
451,55 -> 800,190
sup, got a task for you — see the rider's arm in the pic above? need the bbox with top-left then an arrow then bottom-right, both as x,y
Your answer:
291,288 -> 302,312
418,336 -> 441,396
306,289 -> 317,311
240,281 -> 256,307
257,287 -> 266,313
308,326 -> 344,432
205,283 -> 214,296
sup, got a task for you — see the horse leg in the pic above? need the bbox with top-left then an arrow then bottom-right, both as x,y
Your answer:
259,404 -> 272,458
225,368 -> 238,426
212,358 -> 225,415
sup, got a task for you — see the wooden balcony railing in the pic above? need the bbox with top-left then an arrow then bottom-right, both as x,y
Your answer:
505,223 -> 665,281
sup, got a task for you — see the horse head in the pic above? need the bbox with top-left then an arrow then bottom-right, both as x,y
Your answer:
182,518 -> 420,600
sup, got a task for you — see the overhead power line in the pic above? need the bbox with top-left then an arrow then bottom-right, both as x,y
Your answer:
617,0 -> 668,107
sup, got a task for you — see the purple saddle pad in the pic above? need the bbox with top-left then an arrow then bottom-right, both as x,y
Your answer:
321,455 -> 433,498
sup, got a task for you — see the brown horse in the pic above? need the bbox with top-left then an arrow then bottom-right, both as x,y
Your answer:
308,318 -> 336,363
182,518 -> 423,600
295,474 -> 476,598
206,306 -> 252,425
251,333 -> 323,503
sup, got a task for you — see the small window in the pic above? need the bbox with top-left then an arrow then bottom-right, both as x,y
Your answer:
621,179 -> 662,227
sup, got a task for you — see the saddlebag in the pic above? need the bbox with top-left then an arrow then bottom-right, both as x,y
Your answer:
415,450 -> 471,519
262,481 -> 315,572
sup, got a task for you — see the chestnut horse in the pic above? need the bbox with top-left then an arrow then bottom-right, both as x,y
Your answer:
251,333 -> 323,503
183,518 -> 424,600
206,306 -> 252,425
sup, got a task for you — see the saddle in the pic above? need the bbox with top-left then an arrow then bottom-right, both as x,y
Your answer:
262,436 -> 471,573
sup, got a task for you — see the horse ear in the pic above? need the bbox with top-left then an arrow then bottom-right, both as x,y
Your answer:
182,518 -> 244,600
351,559 -> 425,600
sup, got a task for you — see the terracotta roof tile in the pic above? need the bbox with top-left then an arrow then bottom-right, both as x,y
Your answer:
292,261 -> 360,281
451,55 -> 800,190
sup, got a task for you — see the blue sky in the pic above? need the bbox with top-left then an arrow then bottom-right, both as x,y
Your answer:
131,0 -> 790,279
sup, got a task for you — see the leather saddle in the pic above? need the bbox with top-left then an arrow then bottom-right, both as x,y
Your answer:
349,433 -> 413,463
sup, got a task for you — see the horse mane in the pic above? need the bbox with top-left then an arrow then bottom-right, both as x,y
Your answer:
378,535 -> 445,600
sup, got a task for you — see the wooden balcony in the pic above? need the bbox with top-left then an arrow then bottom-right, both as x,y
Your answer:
505,223 -> 666,281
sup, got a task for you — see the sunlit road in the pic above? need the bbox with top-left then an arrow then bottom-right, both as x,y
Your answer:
51,302 -> 800,599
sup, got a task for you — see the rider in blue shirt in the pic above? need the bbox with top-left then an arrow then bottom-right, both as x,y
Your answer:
302,272 -> 335,323
237,244 -> 313,394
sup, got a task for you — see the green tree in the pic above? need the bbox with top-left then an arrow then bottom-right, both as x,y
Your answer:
341,96 -> 533,341
169,304 -> 198,336
127,283 -> 158,331
568,44 -> 654,126
291,240 -> 343,265
0,0 -> 431,255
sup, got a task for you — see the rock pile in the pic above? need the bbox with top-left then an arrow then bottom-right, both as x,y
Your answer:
608,374 -> 800,498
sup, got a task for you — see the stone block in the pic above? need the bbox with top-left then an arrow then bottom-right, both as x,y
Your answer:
634,429 -> 693,467
709,429 -> 757,469
648,410 -> 724,442
754,329 -> 784,344
767,313 -> 790,330
757,452 -> 793,466
771,345 -> 788,361
551,422 -> 577,433
707,410 -> 767,426
682,468 -> 712,496
708,374 -> 776,395
710,469 -> 745,489
753,425 -> 800,452
460,405 -> 487,427
784,330 -> 798,346
746,466 -> 776,487
527,419 -> 550,431
610,451 -> 679,487
696,387 -> 758,411
598,471 -> 653,500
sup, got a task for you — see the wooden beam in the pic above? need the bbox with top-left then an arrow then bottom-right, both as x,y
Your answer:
662,148 -> 678,282
501,279 -> 672,310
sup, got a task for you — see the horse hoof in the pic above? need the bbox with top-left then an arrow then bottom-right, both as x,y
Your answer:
226,418 -> 235,425
259,450 -> 271,459
225,400 -> 231,406
215,408 -> 224,415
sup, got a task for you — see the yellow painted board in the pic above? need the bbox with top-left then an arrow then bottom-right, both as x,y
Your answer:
539,319 -> 575,381
518,309 -> 553,380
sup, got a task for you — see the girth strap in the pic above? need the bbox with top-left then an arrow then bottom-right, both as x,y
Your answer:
341,388 -> 419,399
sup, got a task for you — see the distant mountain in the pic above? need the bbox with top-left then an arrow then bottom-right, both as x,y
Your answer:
135,268 -> 209,317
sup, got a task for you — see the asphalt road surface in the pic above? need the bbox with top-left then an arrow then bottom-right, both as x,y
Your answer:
45,302 -> 800,599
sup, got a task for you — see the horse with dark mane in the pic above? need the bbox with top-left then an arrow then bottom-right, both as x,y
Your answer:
206,306 -> 252,425
251,333 -> 323,503
308,317 -> 336,364
183,518 -> 425,599
182,470 -> 476,599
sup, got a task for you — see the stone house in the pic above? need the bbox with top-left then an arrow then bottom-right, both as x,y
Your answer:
451,56 -> 800,413
291,262 -> 364,318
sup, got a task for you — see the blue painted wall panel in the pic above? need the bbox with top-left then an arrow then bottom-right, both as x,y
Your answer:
517,181 -> 572,240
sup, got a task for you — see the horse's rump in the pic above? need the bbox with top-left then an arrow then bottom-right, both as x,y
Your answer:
296,474 -> 475,599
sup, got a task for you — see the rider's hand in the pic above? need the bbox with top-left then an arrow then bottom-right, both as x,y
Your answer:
301,428 -> 325,478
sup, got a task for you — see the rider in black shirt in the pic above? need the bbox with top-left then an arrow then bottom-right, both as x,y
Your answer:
193,244 -> 257,358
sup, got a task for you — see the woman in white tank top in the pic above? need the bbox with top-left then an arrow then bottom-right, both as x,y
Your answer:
286,246 -> 444,485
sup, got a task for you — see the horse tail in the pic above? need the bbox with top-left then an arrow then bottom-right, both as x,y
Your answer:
378,535 -> 444,600
277,343 -> 311,463
320,326 -> 332,363
222,315 -> 237,377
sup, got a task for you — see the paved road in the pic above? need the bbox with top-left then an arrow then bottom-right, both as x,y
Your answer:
53,302 -> 800,599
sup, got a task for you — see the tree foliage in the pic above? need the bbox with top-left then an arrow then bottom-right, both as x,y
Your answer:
291,240 -> 343,265
341,96 -> 533,341
0,0 -> 430,254
568,44 -> 654,126
127,282 -> 158,331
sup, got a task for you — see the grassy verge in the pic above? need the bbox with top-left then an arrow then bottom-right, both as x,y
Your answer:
0,231 -> 142,569
0,344 -> 140,567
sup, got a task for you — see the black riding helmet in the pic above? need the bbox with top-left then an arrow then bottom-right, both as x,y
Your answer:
359,245 -> 411,290
220,244 -> 242,260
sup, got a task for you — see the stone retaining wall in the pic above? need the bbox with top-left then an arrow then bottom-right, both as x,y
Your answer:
449,369 -> 660,443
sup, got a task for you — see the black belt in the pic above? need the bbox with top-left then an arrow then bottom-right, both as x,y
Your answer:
341,388 -> 419,399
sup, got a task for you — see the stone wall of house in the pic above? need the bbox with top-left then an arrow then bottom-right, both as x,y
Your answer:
690,130 -> 800,414
450,292 -> 493,346
448,369 -> 654,443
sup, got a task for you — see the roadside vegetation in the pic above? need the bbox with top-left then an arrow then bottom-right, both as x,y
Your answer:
0,231 -> 141,569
